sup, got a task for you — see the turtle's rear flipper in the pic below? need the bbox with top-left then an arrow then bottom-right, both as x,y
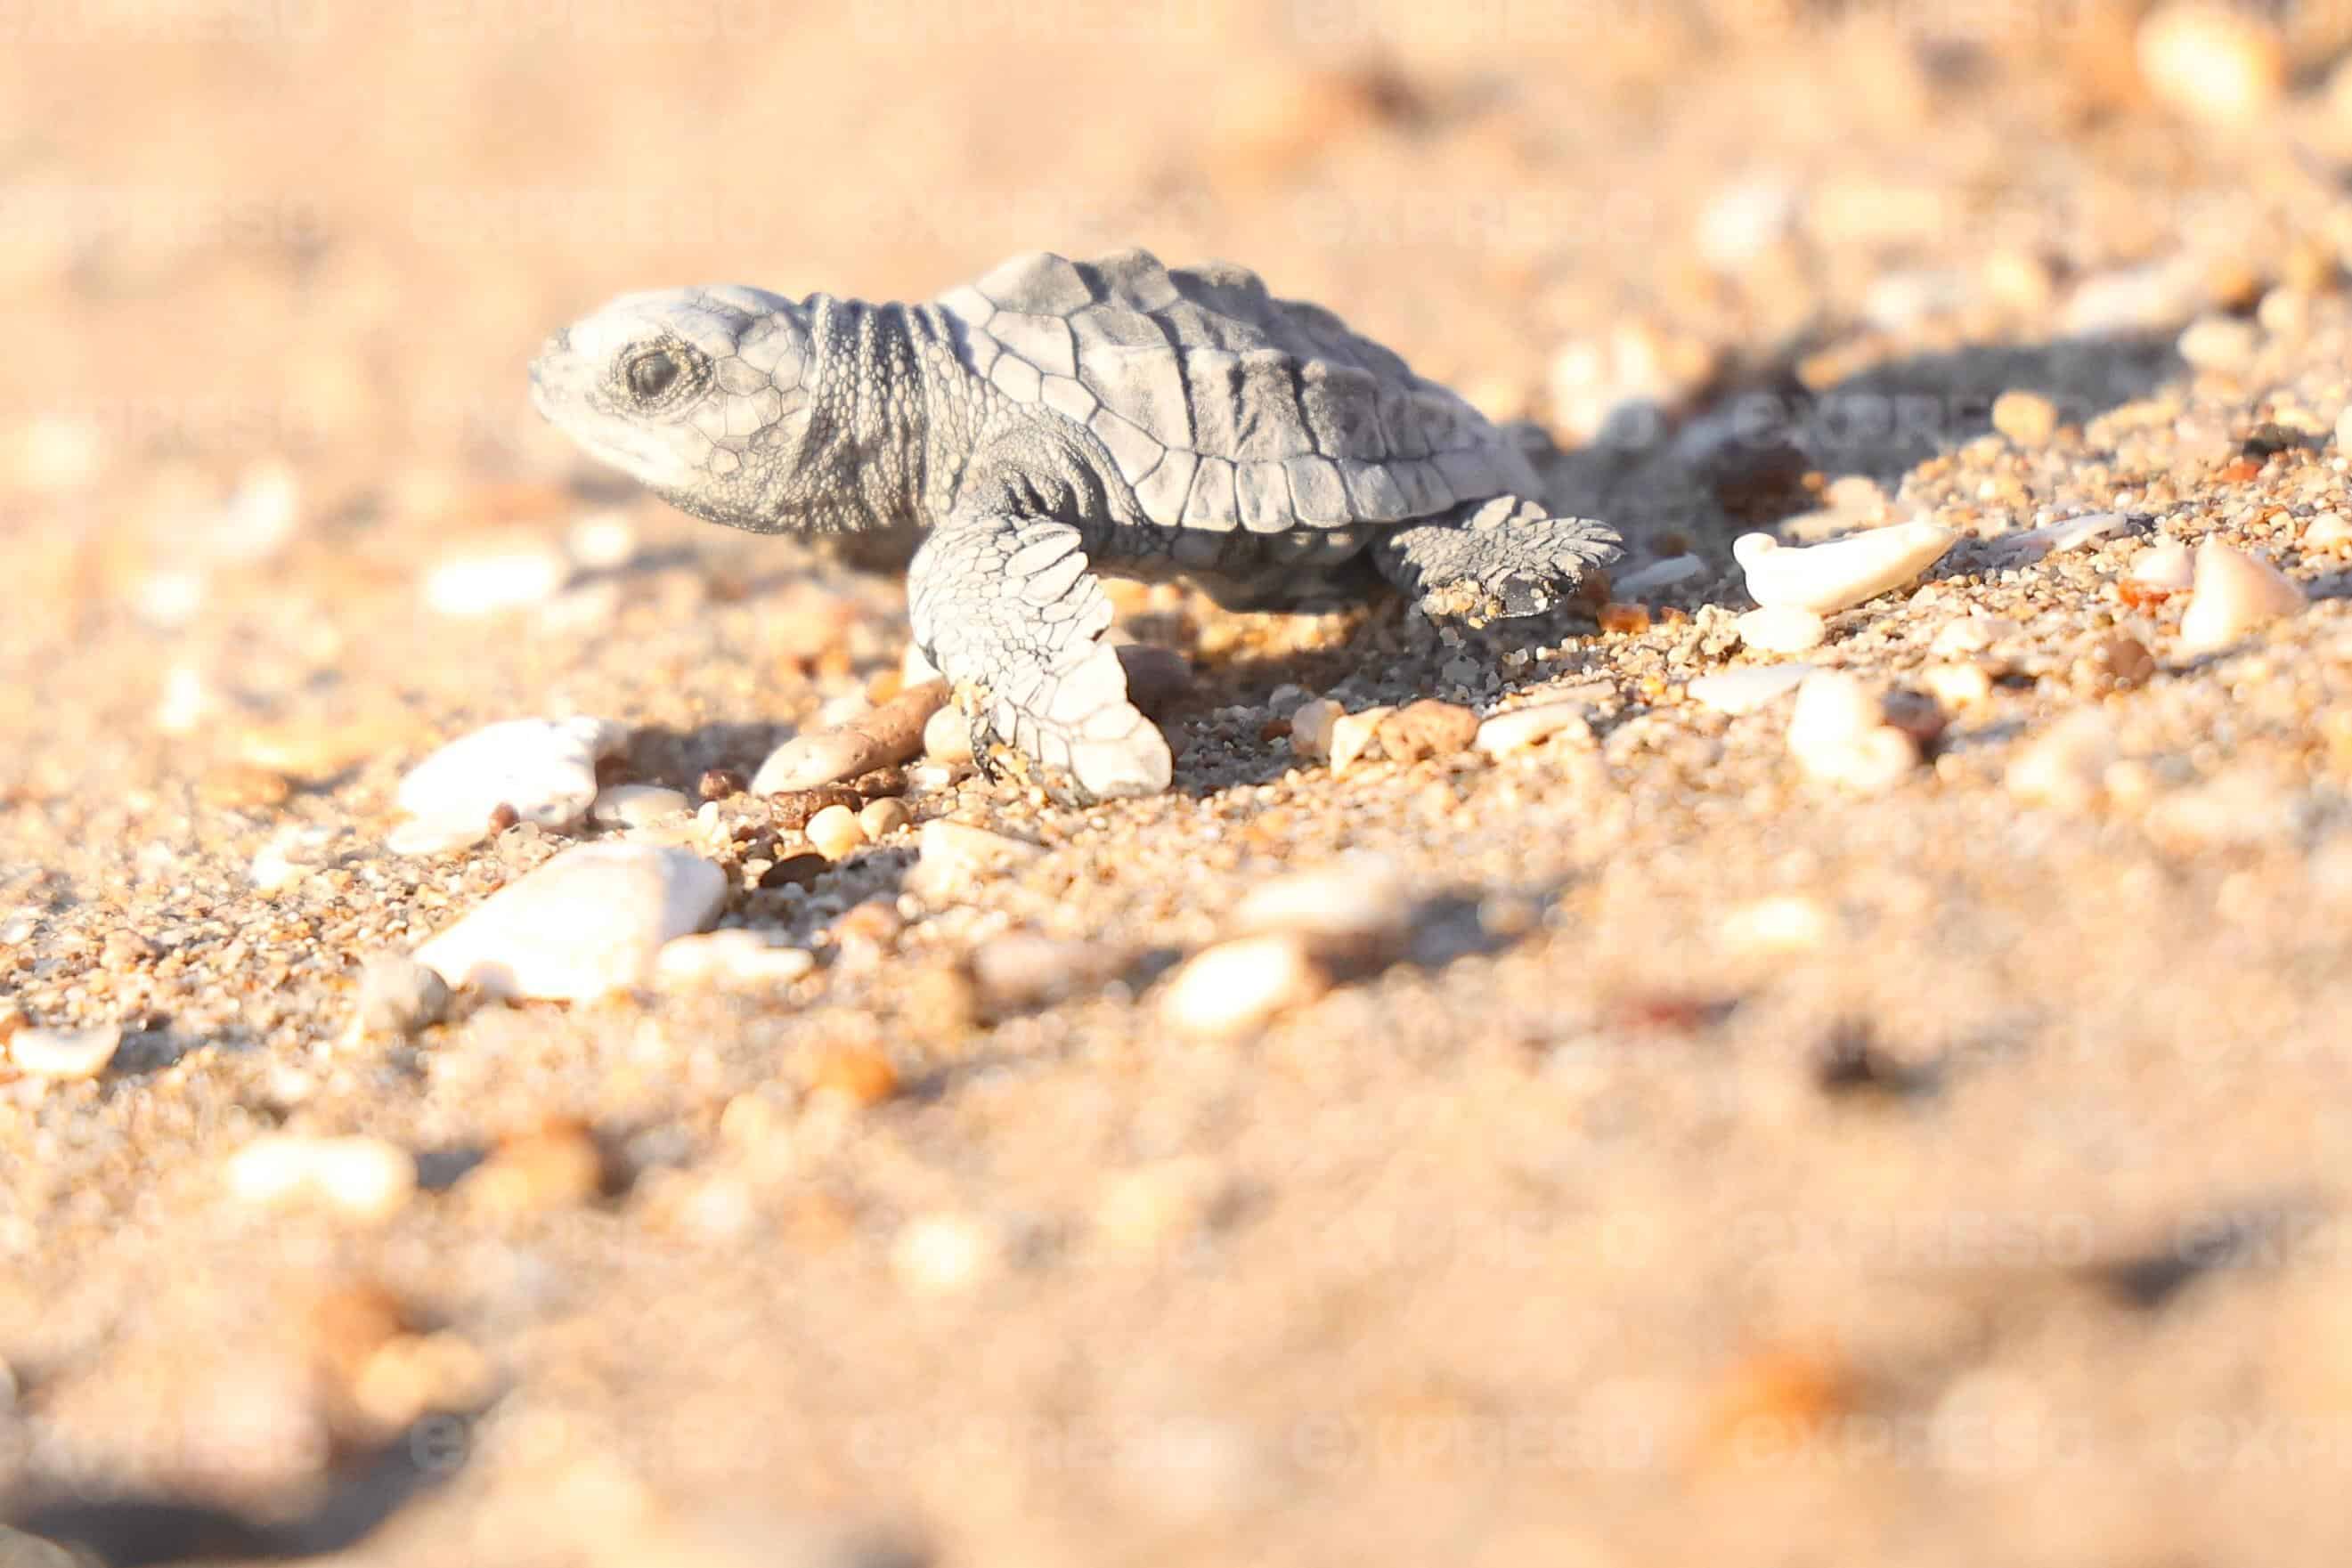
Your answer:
1371,495 -> 1621,624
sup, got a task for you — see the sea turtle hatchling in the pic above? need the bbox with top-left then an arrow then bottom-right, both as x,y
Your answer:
530,249 -> 1620,799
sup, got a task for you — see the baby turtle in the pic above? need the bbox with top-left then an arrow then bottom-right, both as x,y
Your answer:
532,249 -> 1619,799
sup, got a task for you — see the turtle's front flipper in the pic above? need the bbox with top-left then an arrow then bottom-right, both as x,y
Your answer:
909,509 -> 1172,800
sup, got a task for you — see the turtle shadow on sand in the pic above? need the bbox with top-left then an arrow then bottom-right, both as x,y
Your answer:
1542,324 -> 2192,547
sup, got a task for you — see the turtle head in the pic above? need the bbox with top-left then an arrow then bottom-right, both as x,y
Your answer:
530,285 -> 813,530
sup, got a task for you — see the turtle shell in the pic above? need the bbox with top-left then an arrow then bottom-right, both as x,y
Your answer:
933,249 -> 1542,533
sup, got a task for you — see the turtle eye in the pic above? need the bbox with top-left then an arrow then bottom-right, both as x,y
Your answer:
626,351 -> 681,402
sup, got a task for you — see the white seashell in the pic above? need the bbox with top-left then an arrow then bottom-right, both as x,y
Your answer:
2000,512 -> 2132,557
395,716 -> 624,850
1735,522 -> 1956,613
412,843 -> 726,1000
2179,541 -> 2307,654
2126,539 -> 2194,589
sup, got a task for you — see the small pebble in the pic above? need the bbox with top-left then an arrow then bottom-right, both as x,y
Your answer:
892,1213 -> 998,1295
395,716 -> 624,853
8,1024 -> 122,1079
2005,711 -> 2118,812
697,768 -> 745,801
810,1042 -> 900,1107
859,797 -> 912,838
1735,522 -> 1955,613
249,824 -> 353,893
2137,3 -> 2284,128
1373,700 -> 1479,763
654,930 -> 816,988
1328,705 -> 1395,775
226,1135 -> 417,1223
411,843 -> 728,1000
922,704 -> 973,765
458,1119 -> 606,1219
1288,698 -> 1341,760
805,803 -> 866,861
1786,672 -> 1917,793
768,787 -> 864,830
1930,615 -> 2020,656
2175,315 -> 2260,375
907,820 -> 1044,902
2081,634 -> 2157,691
1719,895 -> 1830,955
1990,390 -> 2059,447
1160,934 -> 1328,1038
2179,540 -> 2307,654
1687,664 -> 1812,715
1919,662 -> 1994,709
2303,513 -> 2352,551
355,954 -> 451,1036
591,784 -> 690,827
1232,856 -> 1412,963
1735,605 -> 1827,654
1474,702 -> 1592,755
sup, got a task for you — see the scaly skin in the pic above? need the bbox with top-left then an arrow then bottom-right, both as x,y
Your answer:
530,252 -> 1620,799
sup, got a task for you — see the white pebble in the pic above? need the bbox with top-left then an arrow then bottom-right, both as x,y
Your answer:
2174,314 -> 2262,374
1920,662 -> 1994,709
1610,553 -> 1707,596
1786,672 -> 1917,793
2138,3 -> 2283,127
752,729 -> 877,795
1687,664 -> 1813,715
921,704 -> 973,765
1719,895 -> 1831,955
1160,934 -> 1328,1039
859,797 -> 912,839
892,1213 -> 1000,1295
1232,856 -> 1411,960
248,824 -> 352,893
907,820 -> 1043,902
395,716 -> 625,852
8,1025 -> 122,1079
2303,512 -> 2352,550
154,662 -> 216,735
1930,615 -> 2020,657
590,784 -> 689,828
653,930 -> 817,989
422,543 -> 572,617
412,843 -> 727,1000
565,511 -> 638,569
2179,540 -> 2307,654
1473,702 -> 1591,755
805,803 -> 866,860
2127,539 -> 2195,589
2005,710 -> 2118,812
1328,705 -> 1394,775
1288,698 -> 1341,760
225,1134 -> 416,1223
1734,605 -> 1827,653
1735,521 -> 1956,613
